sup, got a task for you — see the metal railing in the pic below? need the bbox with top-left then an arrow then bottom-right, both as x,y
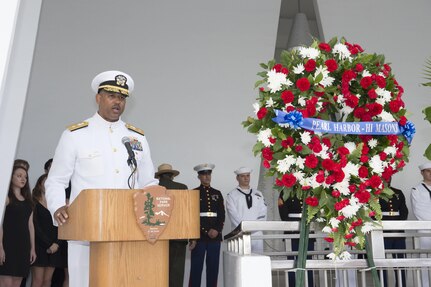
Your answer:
224,220 -> 431,287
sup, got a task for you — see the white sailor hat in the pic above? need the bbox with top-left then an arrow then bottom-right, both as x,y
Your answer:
91,70 -> 134,97
234,167 -> 252,175
419,162 -> 431,171
194,163 -> 215,174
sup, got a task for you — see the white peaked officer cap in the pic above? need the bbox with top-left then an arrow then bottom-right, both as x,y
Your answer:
193,163 -> 215,173
234,167 -> 252,175
419,162 -> 431,171
91,70 -> 135,97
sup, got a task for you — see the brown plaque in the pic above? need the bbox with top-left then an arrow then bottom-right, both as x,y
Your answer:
133,185 -> 174,244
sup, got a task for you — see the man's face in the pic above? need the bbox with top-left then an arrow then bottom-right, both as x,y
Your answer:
198,172 -> 212,186
96,90 -> 126,122
422,168 -> 431,183
237,173 -> 250,187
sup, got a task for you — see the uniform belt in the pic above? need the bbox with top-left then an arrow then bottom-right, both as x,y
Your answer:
200,212 -> 217,217
288,213 -> 302,218
381,211 -> 400,216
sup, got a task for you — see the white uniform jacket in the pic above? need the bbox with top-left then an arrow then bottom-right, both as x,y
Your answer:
411,181 -> 431,221
226,187 -> 267,230
45,112 -> 159,217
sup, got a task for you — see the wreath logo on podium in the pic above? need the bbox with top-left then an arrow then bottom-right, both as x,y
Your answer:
243,37 -> 415,261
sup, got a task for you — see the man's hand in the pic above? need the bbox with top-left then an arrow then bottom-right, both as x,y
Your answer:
208,229 -> 219,239
54,206 -> 69,225
189,240 -> 197,250
47,243 -> 59,254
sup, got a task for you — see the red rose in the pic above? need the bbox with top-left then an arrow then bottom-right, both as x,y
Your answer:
325,59 -> 338,72
273,63 -> 283,72
305,196 -> 319,207
337,215 -> 346,221
399,116 -> 407,126
360,155 -> 369,163
318,43 -> 331,52
337,146 -> 350,156
369,211 -> 376,217
324,237 -> 334,243
355,190 -> 371,203
389,100 -> 402,113
285,106 -> 295,112
358,166 -> 368,178
305,154 -> 319,169
313,172 -> 323,185
263,160 -> 270,169
369,175 -> 382,189
322,138 -> 331,148
281,67 -> 289,75
344,94 -> 359,108
282,173 -> 297,187
368,89 -> 377,99
366,102 -> 383,117
281,90 -> 294,104
295,145 -> 303,152
257,107 -> 267,119
333,170 -> 345,182
305,59 -> 316,72
348,184 -> 356,193
262,147 -> 273,161
355,63 -> 364,72
331,190 -> 341,198
259,87 -> 265,92
325,175 -> 336,186
322,159 -> 335,171
360,76 -> 373,89
342,70 -> 356,82
379,152 -> 387,160
345,241 -> 356,247
344,233 -> 354,239
375,75 -> 386,88
275,178 -> 283,186
296,77 -> 311,92
281,137 -> 294,148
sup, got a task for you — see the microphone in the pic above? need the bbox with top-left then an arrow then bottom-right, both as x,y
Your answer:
121,136 -> 137,167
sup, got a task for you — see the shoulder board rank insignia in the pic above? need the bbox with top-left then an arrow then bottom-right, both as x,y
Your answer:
126,123 -> 145,136
67,121 -> 89,132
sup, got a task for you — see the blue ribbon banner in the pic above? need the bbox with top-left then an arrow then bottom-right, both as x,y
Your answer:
272,110 -> 415,144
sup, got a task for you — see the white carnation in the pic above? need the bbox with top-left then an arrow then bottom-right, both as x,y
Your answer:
267,69 -> 289,93
252,102 -> 260,115
298,47 -> 320,60
384,146 -> 397,156
322,226 -> 332,233
301,131 -> 311,144
361,222 -> 375,233
343,162 -> 359,178
333,180 -> 351,196
362,70 -> 372,77
276,155 -> 296,173
257,128 -> 273,147
293,63 -> 305,74
375,88 -> 391,104
368,139 -> 378,148
329,217 -> 340,228
295,157 -> 305,170
298,97 -> 307,107
266,97 -> 274,108
333,43 -> 352,61
344,142 -> 356,153
339,251 -> 352,261
369,155 -> 384,174
341,203 -> 360,218
293,170 -> 305,181
379,111 -> 396,122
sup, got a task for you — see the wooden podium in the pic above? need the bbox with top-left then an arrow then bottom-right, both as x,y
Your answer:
58,187 -> 200,287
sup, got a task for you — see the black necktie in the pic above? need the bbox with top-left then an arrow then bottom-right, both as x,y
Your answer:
237,188 -> 252,209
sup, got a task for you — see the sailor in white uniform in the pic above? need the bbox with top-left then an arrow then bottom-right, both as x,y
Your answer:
411,161 -> 431,287
226,167 -> 267,252
45,70 -> 158,287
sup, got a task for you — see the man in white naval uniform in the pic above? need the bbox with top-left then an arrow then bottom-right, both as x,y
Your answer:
45,70 -> 158,287
226,167 -> 267,252
411,161 -> 431,287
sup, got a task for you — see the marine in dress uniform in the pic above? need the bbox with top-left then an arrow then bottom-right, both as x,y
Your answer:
278,191 -> 314,287
411,162 -> 431,287
155,163 -> 189,287
226,167 -> 267,252
379,182 -> 408,287
189,164 -> 225,287
45,70 -> 158,287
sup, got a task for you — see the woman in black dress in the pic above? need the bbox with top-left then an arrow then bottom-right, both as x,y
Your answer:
0,165 -> 36,287
31,174 -> 68,287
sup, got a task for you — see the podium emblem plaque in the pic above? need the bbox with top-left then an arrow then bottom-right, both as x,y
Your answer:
133,186 -> 174,244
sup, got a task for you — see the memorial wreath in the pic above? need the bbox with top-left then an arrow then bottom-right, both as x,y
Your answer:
243,37 -> 415,260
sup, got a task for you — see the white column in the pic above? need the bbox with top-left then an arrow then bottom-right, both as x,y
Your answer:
0,0 -> 42,218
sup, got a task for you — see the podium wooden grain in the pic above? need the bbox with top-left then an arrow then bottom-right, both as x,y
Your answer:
58,188 -> 200,287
